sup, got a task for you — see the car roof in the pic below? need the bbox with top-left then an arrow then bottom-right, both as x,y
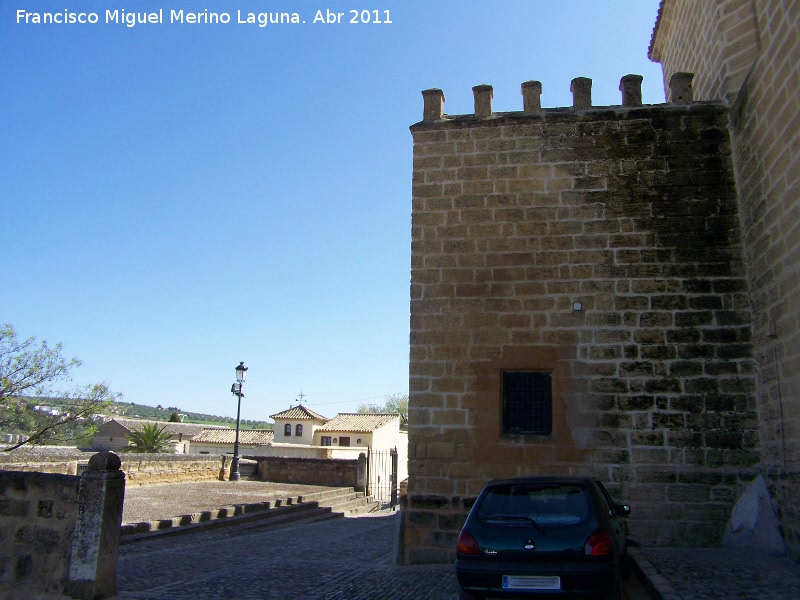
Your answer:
483,476 -> 599,487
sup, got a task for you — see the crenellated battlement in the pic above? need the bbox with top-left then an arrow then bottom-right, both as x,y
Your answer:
420,72 -> 695,122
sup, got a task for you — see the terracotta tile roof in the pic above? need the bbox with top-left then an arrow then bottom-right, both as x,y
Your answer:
648,0 -> 666,60
191,429 -> 274,445
316,413 -> 399,433
106,419 -> 222,437
269,404 -> 328,421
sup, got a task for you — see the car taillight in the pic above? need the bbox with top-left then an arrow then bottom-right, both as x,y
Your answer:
457,531 -> 480,556
584,529 -> 613,556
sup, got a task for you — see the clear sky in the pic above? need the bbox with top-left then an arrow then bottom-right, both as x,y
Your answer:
2,0 -> 665,422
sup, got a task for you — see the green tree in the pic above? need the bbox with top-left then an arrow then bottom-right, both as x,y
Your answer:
1,323 -> 80,401
0,400 -> 38,433
357,393 -> 409,427
384,393 -> 409,427
122,423 -> 173,453
169,411 -> 182,422
1,324 -> 119,450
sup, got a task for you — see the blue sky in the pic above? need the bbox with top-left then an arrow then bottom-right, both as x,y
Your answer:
2,0 -> 664,422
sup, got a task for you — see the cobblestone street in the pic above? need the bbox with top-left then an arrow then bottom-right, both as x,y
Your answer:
117,513 -> 462,600
632,547 -> 800,600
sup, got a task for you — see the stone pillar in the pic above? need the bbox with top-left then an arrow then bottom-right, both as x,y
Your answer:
472,84 -> 493,117
620,74 -> 643,107
669,72 -> 694,104
521,80 -> 543,113
421,88 -> 445,121
256,457 -> 268,481
571,77 -> 593,109
66,452 -> 125,600
357,452 -> 367,494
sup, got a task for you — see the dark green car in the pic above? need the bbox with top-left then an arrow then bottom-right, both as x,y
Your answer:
456,476 -> 630,599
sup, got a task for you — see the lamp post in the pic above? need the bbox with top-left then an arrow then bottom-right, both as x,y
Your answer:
229,361 -> 248,482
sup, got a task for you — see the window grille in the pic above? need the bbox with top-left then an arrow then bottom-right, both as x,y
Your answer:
502,371 -> 552,435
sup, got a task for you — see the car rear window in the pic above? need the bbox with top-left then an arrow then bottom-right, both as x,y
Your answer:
477,483 -> 590,527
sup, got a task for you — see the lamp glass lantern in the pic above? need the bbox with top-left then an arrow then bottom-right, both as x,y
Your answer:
235,361 -> 248,383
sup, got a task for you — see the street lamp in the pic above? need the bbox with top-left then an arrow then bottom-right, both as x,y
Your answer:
229,361 -> 248,481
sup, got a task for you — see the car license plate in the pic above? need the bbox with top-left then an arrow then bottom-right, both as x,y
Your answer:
502,575 -> 561,590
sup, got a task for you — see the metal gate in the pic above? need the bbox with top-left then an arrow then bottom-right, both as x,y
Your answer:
366,447 -> 398,508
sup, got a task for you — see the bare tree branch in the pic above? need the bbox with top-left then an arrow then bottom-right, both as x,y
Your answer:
1,324 -> 120,451
1,324 -> 82,401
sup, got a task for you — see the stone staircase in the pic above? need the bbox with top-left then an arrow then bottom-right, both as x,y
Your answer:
120,487 -> 380,542
300,487 -> 381,516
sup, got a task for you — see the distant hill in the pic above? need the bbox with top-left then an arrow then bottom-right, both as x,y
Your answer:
3,397 -> 273,431
109,401 -> 273,430
1,398 -> 272,450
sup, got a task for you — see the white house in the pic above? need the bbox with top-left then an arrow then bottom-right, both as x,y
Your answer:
313,413 -> 399,452
270,404 -> 329,445
314,412 -> 409,485
91,418 -> 223,453
266,406 -> 403,459
190,429 -> 274,456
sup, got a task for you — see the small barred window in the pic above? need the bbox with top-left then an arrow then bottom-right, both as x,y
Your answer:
502,371 -> 552,435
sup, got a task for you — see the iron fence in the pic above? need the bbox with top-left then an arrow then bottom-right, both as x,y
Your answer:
366,447 -> 398,508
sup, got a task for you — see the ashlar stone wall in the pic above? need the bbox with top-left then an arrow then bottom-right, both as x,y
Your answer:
650,0 -> 800,561
404,77 -> 758,563
649,0 -> 761,103
255,455 -> 361,490
1,452 -> 224,485
0,452 -> 125,599
728,2 -> 800,559
0,471 -> 81,596
120,454 -> 224,485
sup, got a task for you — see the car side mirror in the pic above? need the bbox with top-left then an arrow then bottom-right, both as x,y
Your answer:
616,504 -> 631,516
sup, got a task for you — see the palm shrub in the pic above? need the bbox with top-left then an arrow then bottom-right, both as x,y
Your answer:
122,422 -> 173,453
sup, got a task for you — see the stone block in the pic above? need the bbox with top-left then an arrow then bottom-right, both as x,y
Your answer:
438,513 -> 467,532
631,432 -> 665,447
667,484 -> 711,502
636,467 -> 678,483
407,510 -> 436,527
570,77 -> 593,109
726,450 -> 761,467
0,498 -> 29,517
408,494 -> 449,510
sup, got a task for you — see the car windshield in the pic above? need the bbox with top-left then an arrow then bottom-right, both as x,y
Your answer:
477,483 -> 590,527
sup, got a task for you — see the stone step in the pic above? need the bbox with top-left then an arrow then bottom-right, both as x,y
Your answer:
119,486 -> 379,542
296,487 -> 361,504
120,499 -> 336,542
317,490 -> 381,516
339,500 -> 382,516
